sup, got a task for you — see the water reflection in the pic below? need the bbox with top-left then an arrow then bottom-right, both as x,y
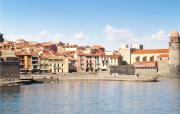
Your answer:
0,79 -> 180,114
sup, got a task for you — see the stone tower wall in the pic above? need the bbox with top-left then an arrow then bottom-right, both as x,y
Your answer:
169,39 -> 180,77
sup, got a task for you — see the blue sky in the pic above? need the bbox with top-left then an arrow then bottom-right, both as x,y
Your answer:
0,0 -> 180,50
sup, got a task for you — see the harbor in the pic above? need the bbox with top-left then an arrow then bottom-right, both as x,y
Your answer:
20,74 -> 158,82
1,78 -> 179,114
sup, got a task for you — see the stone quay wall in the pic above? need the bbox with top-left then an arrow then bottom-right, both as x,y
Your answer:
0,61 -> 20,82
135,68 -> 157,76
110,65 -> 135,75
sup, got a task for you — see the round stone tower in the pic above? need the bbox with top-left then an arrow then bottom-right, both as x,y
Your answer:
169,31 -> 180,77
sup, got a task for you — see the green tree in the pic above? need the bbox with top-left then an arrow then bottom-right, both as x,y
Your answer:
0,33 -> 4,42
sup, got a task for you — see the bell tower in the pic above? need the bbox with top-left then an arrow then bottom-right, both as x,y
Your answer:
169,31 -> 180,77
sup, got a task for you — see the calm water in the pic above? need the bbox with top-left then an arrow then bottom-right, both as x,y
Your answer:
0,78 -> 180,114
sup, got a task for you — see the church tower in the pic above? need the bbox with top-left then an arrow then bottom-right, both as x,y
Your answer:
169,31 -> 180,77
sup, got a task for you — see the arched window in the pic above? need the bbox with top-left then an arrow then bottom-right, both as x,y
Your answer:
150,56 -> 154,61
136,56 -> 140,62
143,56 -> 147,61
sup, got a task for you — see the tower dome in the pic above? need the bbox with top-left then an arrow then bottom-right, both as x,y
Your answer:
170,31 -> 179,38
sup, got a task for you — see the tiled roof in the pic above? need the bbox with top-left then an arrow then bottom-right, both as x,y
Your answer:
158,54 -> 169,58
101,54 -> 121,59
77,53 -> 100,57
133,61 -> 157,67
63,45 -> 78,48
68,57 -> 78,61
31,52 -> 38,56
92,45 -> 104,49
16,51 -> 31,56
40,54 -> 50,59
131,49 -> 168,54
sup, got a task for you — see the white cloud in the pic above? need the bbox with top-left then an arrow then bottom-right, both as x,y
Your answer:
149,30 -> 167,41
4,34 -> 32,41
53,32 -> 66,41
103,25 -> 169,49
73,32 -> 87,40
104,25 -> 135,41
37,30 -> 51,38
3,27 -> 170,50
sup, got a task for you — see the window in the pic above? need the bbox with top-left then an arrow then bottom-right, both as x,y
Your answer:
143,56 -> 147,61
150,56 -> 154,61
136,56 -> 140,62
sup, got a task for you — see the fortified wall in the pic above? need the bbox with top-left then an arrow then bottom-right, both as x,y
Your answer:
0,60 -> 20,82
0,50 -> 20,83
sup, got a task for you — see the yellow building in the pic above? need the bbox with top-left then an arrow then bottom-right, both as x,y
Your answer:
131,49 -> 168,64
48,56 -> 69,73
16,52 -> 32,73
40,55 -> 50,73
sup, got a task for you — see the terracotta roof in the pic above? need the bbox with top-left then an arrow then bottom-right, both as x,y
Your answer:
68,57 -> 78,61
131,49 -> 168,54
77,53 -> 100,57
49,56 -> 64,59
56,51 -> 75,57
16,51 -> 31,56
92,45 -> 104,49
101,54 -> 121,59
133,61 -> 157,68
31,52 -> 38,56
158,54 -> 169,58
40,54 -> 50,59
41,43 -> 51,47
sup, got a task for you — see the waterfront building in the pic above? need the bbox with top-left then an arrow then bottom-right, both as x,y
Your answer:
77,53 -> 99,72
31,52 -> 40,73
119,45 -> 131,64
0,41 -> 15,50
156,54 -> 169,76
133,61 -> 158,76
48,56 -> 69,73
131,31 -> 180,77
119,44 -> 144,64
16,51 -> 33,74
16,50 -> 40,74
68,57 -> 78,73
99,54 -> 122,71
40,55 -> 50,73
131,49 -> 168,64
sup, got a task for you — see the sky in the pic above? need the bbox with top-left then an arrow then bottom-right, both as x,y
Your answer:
0,0 -> 180,50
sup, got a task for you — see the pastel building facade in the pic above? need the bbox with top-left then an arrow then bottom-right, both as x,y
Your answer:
48,56 -> 69,73
77,53 -> 98,72
99,54 -> 121,71
131,49 -> 168,64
